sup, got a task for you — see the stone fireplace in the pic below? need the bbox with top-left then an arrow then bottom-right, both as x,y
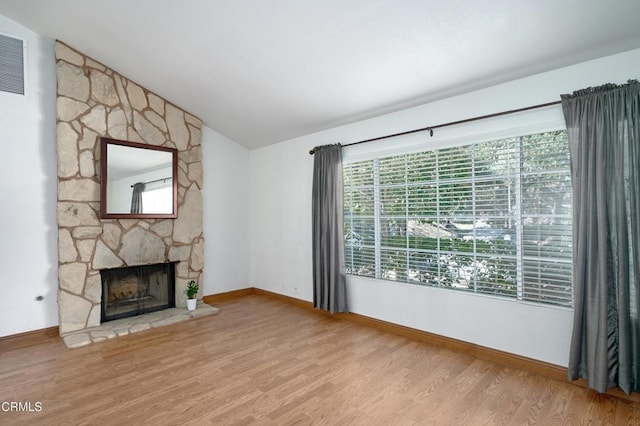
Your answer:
55,41 -> 205,338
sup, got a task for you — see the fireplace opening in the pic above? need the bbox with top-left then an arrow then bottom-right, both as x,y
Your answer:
100,262 -> 176,322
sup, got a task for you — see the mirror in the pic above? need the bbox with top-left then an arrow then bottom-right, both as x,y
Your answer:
100,138 -> 178,219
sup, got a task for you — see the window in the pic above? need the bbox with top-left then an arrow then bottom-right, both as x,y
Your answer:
343,130 -> 572,307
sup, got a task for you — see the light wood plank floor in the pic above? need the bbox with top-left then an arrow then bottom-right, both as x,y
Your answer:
1,294 -> 639,425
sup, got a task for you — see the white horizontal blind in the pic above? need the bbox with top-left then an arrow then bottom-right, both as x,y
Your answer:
344,160 -> 376,277
520,132 -> 572,305
343,130 -> 573,307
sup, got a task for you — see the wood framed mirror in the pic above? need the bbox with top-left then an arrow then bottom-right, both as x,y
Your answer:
100,138 -> 178,219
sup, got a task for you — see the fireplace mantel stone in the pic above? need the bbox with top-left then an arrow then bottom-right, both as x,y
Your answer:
55,41 -> 205,336
62,303 -> 219,348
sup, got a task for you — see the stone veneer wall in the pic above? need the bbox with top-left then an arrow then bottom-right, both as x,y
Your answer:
55,42 -> 204,334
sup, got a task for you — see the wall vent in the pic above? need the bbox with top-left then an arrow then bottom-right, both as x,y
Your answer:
0,34 -> 25,95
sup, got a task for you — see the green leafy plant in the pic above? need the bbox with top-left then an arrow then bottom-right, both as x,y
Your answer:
186,280 -> 199,299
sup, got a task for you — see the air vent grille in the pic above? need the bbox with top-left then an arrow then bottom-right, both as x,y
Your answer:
0,34 -> 25,95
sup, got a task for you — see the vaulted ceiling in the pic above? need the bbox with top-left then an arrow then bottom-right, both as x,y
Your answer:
2,1 -> 640,149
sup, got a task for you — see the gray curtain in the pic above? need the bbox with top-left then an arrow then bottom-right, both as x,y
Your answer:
561,80 -> 640,394
130,182 -> 145,214
312,144 -> 349,313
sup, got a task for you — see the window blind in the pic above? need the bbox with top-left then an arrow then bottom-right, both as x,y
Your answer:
344,130 -> 573,307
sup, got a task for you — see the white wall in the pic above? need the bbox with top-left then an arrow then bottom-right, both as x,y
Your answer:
0,16 -> 57,337
202,126 -> 251,295
249,48 -> 640,367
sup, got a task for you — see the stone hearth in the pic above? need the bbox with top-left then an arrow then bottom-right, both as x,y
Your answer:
55,41 -> 206,337
62,302 -> 219,348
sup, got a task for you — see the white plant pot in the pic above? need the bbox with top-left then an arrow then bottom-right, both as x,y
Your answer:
186,298 -> 197,311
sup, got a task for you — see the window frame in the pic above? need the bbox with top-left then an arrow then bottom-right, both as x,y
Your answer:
342,116 -> 573,308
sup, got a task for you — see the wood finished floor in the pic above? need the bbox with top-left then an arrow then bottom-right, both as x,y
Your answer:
1,295 -> 639,425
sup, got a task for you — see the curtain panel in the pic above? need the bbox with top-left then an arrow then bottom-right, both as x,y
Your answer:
130,182 -> 145,214
312,144 -> 349,313
562,80 -> 640,394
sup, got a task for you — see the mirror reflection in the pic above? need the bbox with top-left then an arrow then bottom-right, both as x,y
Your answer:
100,138 -> 178,218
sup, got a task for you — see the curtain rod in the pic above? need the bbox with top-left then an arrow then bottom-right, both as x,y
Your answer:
130,177 -> 172,188
308,100 -> 561,155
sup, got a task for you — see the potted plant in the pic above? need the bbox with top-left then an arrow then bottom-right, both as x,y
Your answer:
186,280 -> 199,311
